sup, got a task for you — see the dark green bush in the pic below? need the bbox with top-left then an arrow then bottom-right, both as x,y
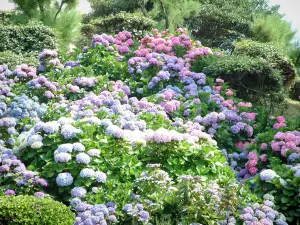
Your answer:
0,51 -> 39,69
233,39 -> 296,87
187,4 -> 251,50
193,55 -> 283,102
0,24 -> 57,53
291,78 -> 300,101
87,12 -> 155,38
0,195 -> 74,225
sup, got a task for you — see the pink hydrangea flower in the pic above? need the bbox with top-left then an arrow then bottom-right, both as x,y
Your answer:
260,143 -> 268,150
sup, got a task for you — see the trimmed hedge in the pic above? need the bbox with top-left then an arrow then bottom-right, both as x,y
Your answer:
193,55 -> 283,102
0,195 -> 74,225
233,40 -> 296,87
0,25 -> 57,53
0,51 -> 39,69
84,11 -> 155,38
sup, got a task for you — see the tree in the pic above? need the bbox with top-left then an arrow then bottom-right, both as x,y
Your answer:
9,0 -> 78,22
148,0 -> 199,31
251,13 -> 296,51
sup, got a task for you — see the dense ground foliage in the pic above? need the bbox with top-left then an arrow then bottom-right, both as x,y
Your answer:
0,29 -> 299,225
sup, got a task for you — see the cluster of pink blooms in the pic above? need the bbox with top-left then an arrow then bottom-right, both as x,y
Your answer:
12,64 -> 37,80
91,31 -> 134,54
271,116 -> 287,129
27,76 -> 59,99
245,152 -> 259,175
213,78 -> 224,94
270,131 -> 300,157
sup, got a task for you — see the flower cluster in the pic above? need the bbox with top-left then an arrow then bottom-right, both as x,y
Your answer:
73,201 -> 118,225
38,49 -> 62,72
239,195 -> 288,225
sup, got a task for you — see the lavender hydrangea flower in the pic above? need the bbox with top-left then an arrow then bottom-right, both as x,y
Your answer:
56,172 -> 73,186
34,192 -> 45,198
4,190 -> 16,196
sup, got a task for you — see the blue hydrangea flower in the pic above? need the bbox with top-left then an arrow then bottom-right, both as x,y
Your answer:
70,198 -> 82,207
260,169 -> 278,181
87,149 -> 101,157
27,134 -> 43,146
42,121 -> 60,134
54,152 -> 72,163
95,171 -> 107,183
61,124 -> 81,139
31,141 -> 43,149
80,168 -> 95,178
57,143 -> 73,153
56,172 -> 73,186
76,153 -> 91,164
71,187 -> 87,198
73,142 -> 85,152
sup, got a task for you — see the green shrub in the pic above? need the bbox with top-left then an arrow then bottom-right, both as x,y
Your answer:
194,55 -> 283,102
0,51 -> 39,69
0,24 -> 57,53
291,78 -> 300,101
0,195 -> 74,225
88,12 -> 155,38
233,39 -> 296,87
187,4 -> 251,50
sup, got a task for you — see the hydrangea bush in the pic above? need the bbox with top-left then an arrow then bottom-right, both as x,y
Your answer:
0,28 -> 299,224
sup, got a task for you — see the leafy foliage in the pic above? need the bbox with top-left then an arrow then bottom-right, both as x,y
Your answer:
251,13 -> 296,51
86,12 -> 155,38
0,195 -> 75,225
233,39 -> 296,88
187,3 -> 251,50
0,24 -> 57,53
193,55 -> 283,102
0,51 -> 39,69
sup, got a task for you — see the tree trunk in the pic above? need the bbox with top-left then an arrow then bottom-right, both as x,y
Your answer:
158,0 -> 169,29
54,0 -> 65,21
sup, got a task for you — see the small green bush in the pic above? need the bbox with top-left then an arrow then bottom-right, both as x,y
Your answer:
0,24 -> 57,53
0,195 -> 74,225
0,51 -> 39,69
233,40 -> 296,87
88,11 -> 155,37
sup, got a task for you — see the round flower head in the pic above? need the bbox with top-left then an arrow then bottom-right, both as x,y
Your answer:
34,192 -> 45,198
54,152 -> 72,163
73,142 -> 85,152
71,187 -> 87,198
260,169 -> 278,181
95,171 -> 107,183
76,153 -> 91,164
80,168 -> 95,178
87,149 -> 101,157
56,172 -> 73,186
